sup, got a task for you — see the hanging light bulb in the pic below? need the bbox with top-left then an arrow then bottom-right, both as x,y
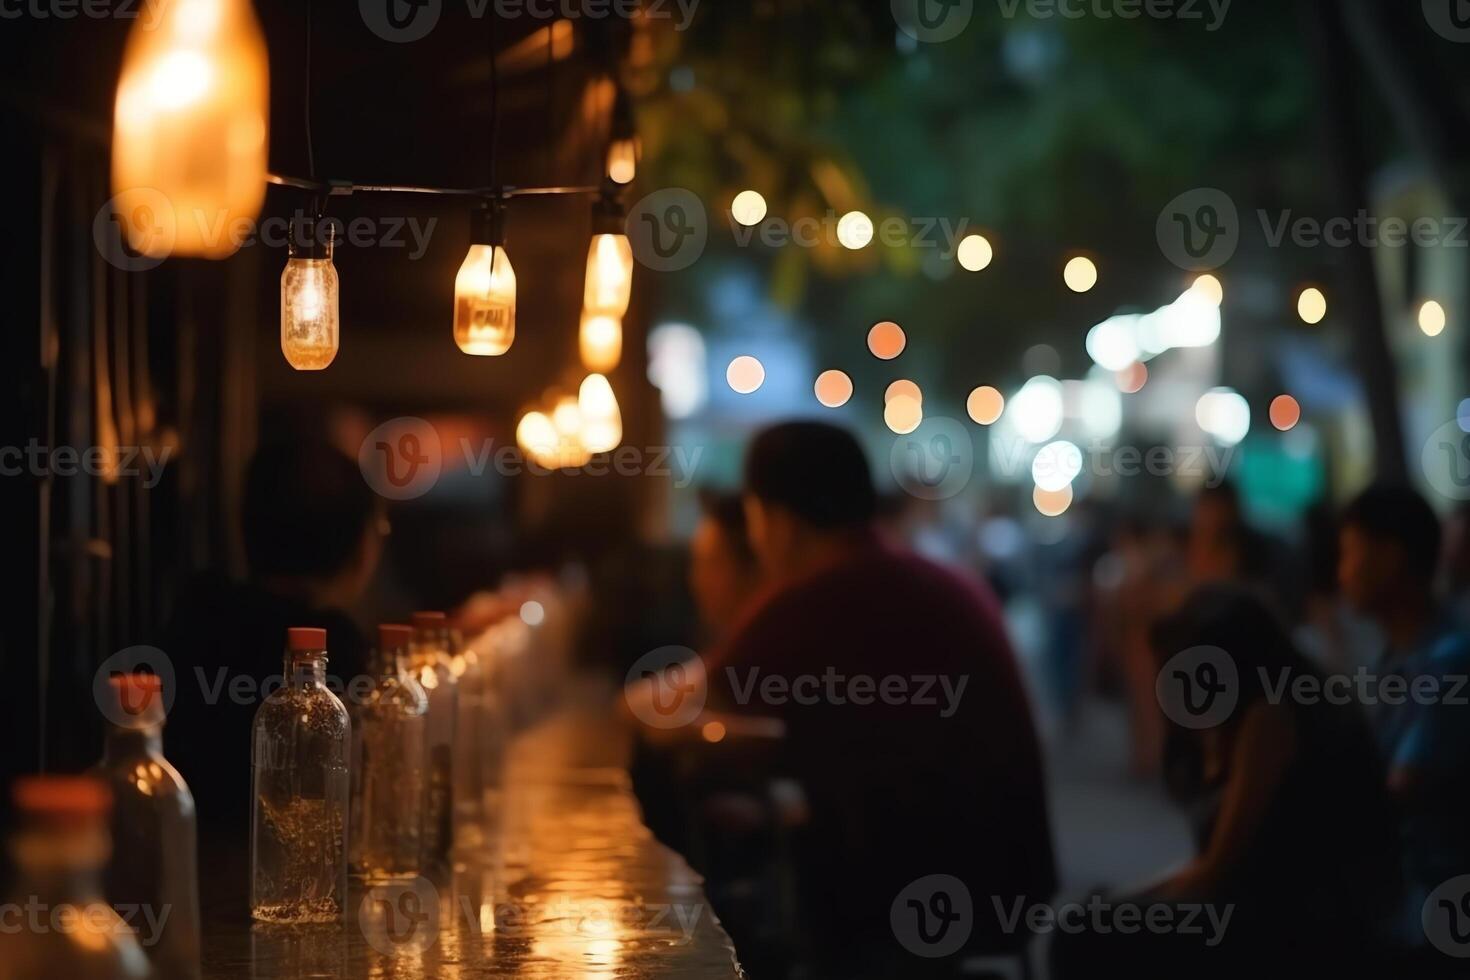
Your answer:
112,0 -> 269,258
584,196 -> 633,317
551,396 -> 592,467
579,311 -> 623,373
453,202 -> 516,355
280,215 -> 339,370
606,87 -> 638,185
579,373 -> 623,453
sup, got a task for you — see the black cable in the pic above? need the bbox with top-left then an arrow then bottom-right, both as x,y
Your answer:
305,0 -> 316,181
488,6 -> 500,194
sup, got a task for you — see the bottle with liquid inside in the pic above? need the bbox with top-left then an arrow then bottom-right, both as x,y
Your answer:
95,673 -> 201,980
250,628 -> 350,923
350,624 -> 428,878
0,777 -> 152,980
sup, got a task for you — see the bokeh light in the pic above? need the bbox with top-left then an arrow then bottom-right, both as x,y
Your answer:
1008,376 -> 1065,443
1419,300 -> 1447,337
1033,484 -> 1074,517
701,721 -> 727,743
957,234 -> 994,272
1192,274 -> 1223,306
1116,362 -> 1147,393
520,600 -> 545,626
867,321 -> 907,359
837,210 -> 874,249
1063,256 -> 1098,293
1032,440 -> 1084,493
1269,394 -> 1301,431
884,394 -> 923,434
1196,387 -> 1251,444
814,370 -> 853,408
1458,397 -> 1470,434
1297,287 -> 1327,325
726,355 -> 766,394
885,379 -> 922,404
966,385 -> 1004,425
731,190 -> 767,227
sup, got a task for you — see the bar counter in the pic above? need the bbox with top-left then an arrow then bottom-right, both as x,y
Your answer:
200,702 -> 745,978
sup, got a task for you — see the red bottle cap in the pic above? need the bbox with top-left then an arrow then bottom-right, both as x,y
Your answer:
378,624 -> 413,649
412,611 -> 446,629
13,776 -> 112,819
108,673 -> 164,720
286,627 -> 328,651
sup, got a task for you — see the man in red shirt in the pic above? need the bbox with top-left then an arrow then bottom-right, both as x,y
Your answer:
705,421 -> 1057,972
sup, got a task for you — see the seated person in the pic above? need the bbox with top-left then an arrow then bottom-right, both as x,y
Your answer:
700,422 -> 1057,973
1056,585 -> 1401,977
1340,484 -> 1470,942
160,440 -> 382,842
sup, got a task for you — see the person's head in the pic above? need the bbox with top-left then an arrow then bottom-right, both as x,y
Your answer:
689,490 -> 761,634
242,440 -> 383,607
1338,483 -> 1441,615
741,421 -> 877,578
1152,584 -> 1314,720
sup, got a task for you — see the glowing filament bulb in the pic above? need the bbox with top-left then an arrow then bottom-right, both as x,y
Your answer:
579,311 -> 623,373
579,374 -> 623,453
280,219 -> 339,371
454,205 -> 516,356
584,233 -> 634,318
111,0 -> 269,258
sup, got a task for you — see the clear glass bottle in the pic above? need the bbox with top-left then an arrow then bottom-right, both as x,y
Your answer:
410,611 -> 458,864
350,624 -> 428,878
0,777 -> 152,980
251,628 -> 351,923
95,674 -> 201,980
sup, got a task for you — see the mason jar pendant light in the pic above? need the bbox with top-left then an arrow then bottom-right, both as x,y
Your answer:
454,202 -> 517,356
281,215 -> 340,370
111,0 -> 269,258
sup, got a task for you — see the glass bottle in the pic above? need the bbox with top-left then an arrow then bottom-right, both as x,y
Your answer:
95,673 -> 201,980
0,777 -> 152,980
410,611 -> 458,864
251,628 -> 351,923
350,624 -> 428,878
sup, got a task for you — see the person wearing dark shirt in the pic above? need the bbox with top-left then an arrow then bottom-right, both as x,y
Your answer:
1054,585 -> 1400,978
1340,483 -> 1470,945
160,441 -> 382,846
702,421 -> 1057,974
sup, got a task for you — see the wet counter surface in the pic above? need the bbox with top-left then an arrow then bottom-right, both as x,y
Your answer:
201,706 -> 744,978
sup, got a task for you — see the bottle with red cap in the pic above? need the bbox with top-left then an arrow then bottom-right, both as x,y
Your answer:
408,611 -> 457,863
349,624 -> 428,877
0,776 -> 152,979
93,673 -> 201,980
249,628 -> 350,923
